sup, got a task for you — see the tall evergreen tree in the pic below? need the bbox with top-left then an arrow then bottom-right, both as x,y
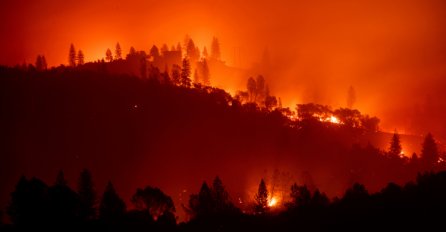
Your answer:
77,50 -> 85,66
49,171 -> 79,226
254,179 -> 269,213
247,77 -> 257,102
55,170 -> 67,186
202,59 -> 210,85
211,37 -> 221,61
78,169 -> 97,221
181,58 -> 191,87
115,43 -> 122,60
186,39 -> 198,64
129,46 -> 136,56
171,64 -> 181,86
160,44 -> 169,56
212,176 -> 230,212
35,55 -> 43,71
69,44 -> 76,67
99,181 -> 126,222
41,56 -> 47,70
389,130 -> 402,157
193,69 -> 199,84
150,45 -> 160,59
421,133 -> 439,169
202,46 -> 208,58
106,48 -> 113,62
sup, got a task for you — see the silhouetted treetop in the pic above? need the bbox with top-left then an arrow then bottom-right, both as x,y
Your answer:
78,168 -> 97,220
131,186 -> 175,221
69,44 -> 76,67
389,130 -> 402,157
99,181 -> 126,222
254,179 -> 269,214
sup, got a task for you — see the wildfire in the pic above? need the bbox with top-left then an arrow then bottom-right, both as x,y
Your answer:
268,197 -> 278,207
329,115 -> 340,124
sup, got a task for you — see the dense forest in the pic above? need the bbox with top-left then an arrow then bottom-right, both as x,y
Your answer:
0,40 -> 445,230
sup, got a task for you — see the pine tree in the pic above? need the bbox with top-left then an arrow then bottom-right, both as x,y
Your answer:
389,130 -> 402,157
69,44 -> 76,67
186,39 -> 198,64
247,77 -> 257,102
160,44 -> 169,56
181,58 -> 191,87
78,169 -> 97,221
421,133 -> 439,168
202,59 -> 210,85
193,69 -> 199,84
35,55 -> 43,71
171,64 -> 181,86
77,50 -> 85,66
212,176 -> 230,212
105,48 -> 113,62
99,181 -> 126,221
41,56 -> 47,70
211,37 -> 221,60
129,46 -> 136,56
55,170 -> 67,186
115,43 -> 122,60
254,179 -> 269,213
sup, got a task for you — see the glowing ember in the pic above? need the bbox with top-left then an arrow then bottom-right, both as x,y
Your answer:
268,197 -> 278,207
329,116 -> 340,124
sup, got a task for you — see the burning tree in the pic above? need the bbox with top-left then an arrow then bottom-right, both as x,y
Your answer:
254,179 -> 269,214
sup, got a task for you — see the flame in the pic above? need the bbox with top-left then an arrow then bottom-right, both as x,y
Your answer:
268,197 -> 278,207
329,115 -> 340,124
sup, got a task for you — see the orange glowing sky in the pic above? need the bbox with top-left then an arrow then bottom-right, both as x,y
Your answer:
2,0 -> 446,140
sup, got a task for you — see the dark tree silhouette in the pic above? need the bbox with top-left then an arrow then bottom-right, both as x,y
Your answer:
128,46 -> 136,56
176,42 -> 182,58
35,55 -> 46,71
212,176 -> 231,212
201,59 -> 210,85
256,75 -> 266,102
186,39 -> 198,64
7,176 -> 50,227
99,181 -> 126,222
388,130 -> 402,157
289,183 -> 311,208
211,37 -> 221,60
193,69 -> 199,84
343,183 -> 369,205
265,86 -> 278,110
421,133 -> 439,169
69,43 -> 76,67
106,48 -> 113,62
78,169 -> 97,221
181,58 -> 192,87
187,182 -> 213,218
311,189 -> 329,207
247,77 -> 256,102
150,45 -> 160,59
140,56 -> 147,78
160,44 -> 169,56
171,64 -> 181,86
131,186 -> 175,220
49,171 -> 79,226
115,42 -> 122,60
254,179 -> 269,214
77,50 -> 85,66
347,85 -> 356,108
